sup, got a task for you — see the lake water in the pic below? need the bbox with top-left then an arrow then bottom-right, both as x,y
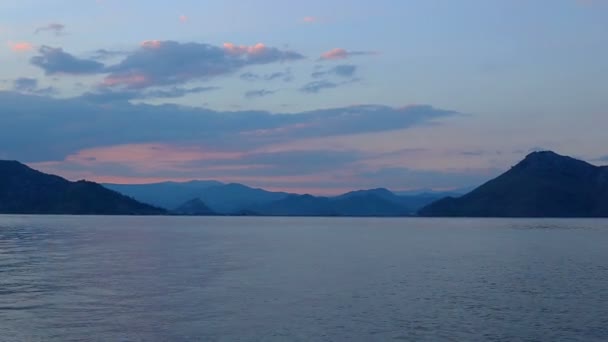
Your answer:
1,216 -> 607,341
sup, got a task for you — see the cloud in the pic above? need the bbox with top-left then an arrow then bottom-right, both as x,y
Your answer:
35,23 -> 66,36
300,80 -> 338,93
240,69 -> 293,82
8,41 -> 33,52
30,46 -> 105,75
90,49 -> 129,60
179,15 -> 188,23
0,91 -> 467,192
312,64 -> 357,78
12,77 -> 57,95
103,41 -> 304,88
27,40 -> 303,91
0,91 -> 457,163
320,48 -> 375,61
300,78 -> 359,93
244,89 -> 276,98
302,16 -> 318,23
82,86 -> 219,102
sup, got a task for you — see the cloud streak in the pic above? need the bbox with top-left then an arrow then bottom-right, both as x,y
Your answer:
312,64 -> 357,78
12,78 -> 57,95
35,23 -> 66,36
30,46 -> 105,75
300,78 -> 359,93
320,48 -> 375,61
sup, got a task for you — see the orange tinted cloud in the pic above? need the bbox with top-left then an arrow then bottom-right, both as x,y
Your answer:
8,41 -> 33,52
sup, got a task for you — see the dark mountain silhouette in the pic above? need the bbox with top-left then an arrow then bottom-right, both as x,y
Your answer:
419,151 -> 608,217
172,198 -> 216,216
0,161 -> 165,215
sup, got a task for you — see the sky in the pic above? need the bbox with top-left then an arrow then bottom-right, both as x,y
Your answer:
1,0 -> 607,194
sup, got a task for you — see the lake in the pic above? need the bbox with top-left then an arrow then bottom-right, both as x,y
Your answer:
1,216 -> 607,341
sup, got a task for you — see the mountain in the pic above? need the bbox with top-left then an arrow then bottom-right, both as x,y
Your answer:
331,192 -> 411,216
173,198 -> 216,216
104,181 -> 290,214
419,151 -> 608,217
195,183 -> 289,213
0,161 -> 165,215
105,180 -> 421,216
103,180 -> 223,210
336,188 -> 445,214
252,189 -> 411,217
252,194 -> 335,216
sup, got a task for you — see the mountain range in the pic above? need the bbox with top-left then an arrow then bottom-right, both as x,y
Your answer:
104,182 -> 447,216
0,161 -> 165,215
3,151 -> 604,217
419,151 -> 608,217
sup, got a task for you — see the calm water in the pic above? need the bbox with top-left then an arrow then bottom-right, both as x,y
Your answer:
1,216 -> 608,341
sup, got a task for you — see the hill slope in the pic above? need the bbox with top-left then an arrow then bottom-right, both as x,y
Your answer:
173,198 -> 217,216
0,161 -> 165,215
419,151 -> 608,217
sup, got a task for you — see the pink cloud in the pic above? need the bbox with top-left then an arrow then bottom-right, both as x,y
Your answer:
179,15 -> 188,23
65,143 -> 244,170
321,48 -> 348,60
320,48 -> 376,60
302,16 -> 317,23
102,73 -> 150,87
8,41 -> 33,52
223,42 -> 268,57
140,40 -> 162,49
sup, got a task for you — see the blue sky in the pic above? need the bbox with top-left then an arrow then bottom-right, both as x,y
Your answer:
1,0 -> 607,194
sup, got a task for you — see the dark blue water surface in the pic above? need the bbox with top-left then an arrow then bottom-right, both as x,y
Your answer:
1,215 -> 607,341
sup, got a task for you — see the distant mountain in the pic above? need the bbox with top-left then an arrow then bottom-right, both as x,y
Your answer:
103,180 -> 223,210
253,194 -> 335,216
195,183 -> 290,213
337,188 -> 446,214
419,151 -> 608,217
104,181 -> 290,214
105,180 -> 436,216
0,161 -> 165,215
331,192 -> 411,217
173,198 -> 216,216
251,189 -> 412,217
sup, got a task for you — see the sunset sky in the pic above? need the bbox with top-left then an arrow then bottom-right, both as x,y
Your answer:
1,0 -> 607,194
